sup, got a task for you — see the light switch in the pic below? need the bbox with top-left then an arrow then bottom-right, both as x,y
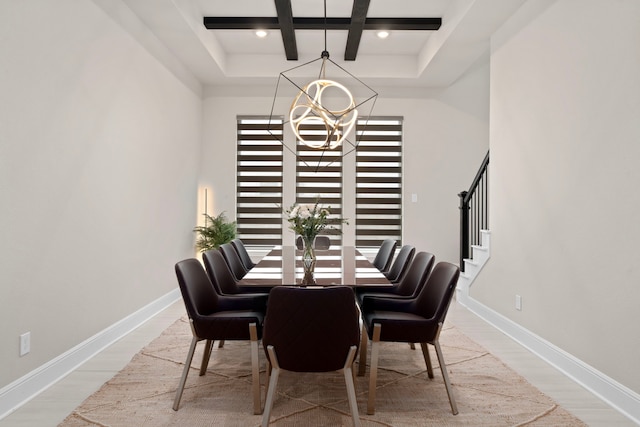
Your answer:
411,193 -> 418,203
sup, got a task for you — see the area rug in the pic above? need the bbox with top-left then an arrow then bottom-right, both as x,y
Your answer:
59,316 -> 585,426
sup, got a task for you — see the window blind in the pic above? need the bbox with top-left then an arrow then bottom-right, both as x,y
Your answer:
355,117 -> 403,247
295,124 -> 344,246
236,117 -> 283,246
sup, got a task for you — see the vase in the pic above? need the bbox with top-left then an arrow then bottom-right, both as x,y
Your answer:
301,237 -> 317,286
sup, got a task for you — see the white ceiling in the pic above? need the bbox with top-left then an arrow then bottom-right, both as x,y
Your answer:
119,0 -> 526,89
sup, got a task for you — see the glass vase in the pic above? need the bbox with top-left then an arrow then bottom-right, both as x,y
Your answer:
301,237 -> 316,286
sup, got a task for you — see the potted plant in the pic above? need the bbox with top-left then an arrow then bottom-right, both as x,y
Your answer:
193,211 -> 237,251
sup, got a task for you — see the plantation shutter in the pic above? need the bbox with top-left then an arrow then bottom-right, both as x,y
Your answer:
355,117 -> 403,247
236,116 -> 283,246
295,124 -> 344,246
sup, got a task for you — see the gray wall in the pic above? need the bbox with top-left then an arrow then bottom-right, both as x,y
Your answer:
473,0 -> 640,394
0,1 -> 202,387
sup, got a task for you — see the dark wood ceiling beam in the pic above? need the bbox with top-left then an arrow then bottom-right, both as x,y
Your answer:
345,0 -> 370,61
274,0 -> 298,60
203,17 -> 442,31
363,18 -> 441,30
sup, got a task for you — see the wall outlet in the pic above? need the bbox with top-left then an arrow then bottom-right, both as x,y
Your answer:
20,332 -> 30,356
515,295 -> 522,311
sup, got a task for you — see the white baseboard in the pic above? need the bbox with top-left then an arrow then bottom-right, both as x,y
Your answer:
0,289 -> 181,420
457,290 -> 640,425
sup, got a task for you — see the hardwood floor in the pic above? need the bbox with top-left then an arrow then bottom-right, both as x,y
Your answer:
0,300 -> 634,426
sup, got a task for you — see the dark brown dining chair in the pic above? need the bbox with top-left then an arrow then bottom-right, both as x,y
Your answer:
372,239 -> 397,273
231,238 -> 256,270
202,249 -> 272,296
173,258 -> 263,414
313,235 -> 331,250
355,251 -> 435,309
359,262 -> 460,415
220,242 -> 248,280
384,244 -> 415,283
261,286 -> 361,427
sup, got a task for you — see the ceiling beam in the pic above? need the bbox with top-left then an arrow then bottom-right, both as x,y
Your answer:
202,14 -> 442,61
274,0 -> 298,60
344,0 -> 370,61
203,17 -> 442,31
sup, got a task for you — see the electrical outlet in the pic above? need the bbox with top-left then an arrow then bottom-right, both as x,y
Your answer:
20,332 -> 30,356
515,295 -> 522,311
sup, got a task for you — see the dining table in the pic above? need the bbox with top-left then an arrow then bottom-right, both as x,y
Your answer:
238,246 -> 393,288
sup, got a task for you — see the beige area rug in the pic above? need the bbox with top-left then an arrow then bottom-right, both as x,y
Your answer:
59,317 -> 586,427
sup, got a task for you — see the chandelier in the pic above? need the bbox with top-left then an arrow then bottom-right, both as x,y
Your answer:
289,50 -> 357,150
268,1 -> 377,168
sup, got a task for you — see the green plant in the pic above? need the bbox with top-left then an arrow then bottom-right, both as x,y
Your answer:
193,212 -> 237,251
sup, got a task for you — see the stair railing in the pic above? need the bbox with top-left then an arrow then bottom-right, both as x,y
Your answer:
458,151 -> 489,272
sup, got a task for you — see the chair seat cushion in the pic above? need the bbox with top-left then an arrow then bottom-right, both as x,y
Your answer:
194,310 -> 264,340
217,293 -> 269,312
363,310 -> 437,343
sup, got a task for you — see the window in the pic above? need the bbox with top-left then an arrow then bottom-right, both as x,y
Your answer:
295,124 -> 345,246
355,117 -> 403,247
236,117 -> 283,246
236,116 -> 402,248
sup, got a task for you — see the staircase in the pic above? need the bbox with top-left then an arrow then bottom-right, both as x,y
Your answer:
456,229 -> 490,300
457,150 -> 490,300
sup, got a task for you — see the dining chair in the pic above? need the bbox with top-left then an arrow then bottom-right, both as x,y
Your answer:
384,244 -> 415,283
313,235 -> 331,250
261,286 -> 361,427
231,238 -> 256,270
173,258 -> 263,414
355,251 -> 435,309
220,242 -> 248,280
202,249 -> 272,297
359,262 -> 460,415
372,239 -> 397,273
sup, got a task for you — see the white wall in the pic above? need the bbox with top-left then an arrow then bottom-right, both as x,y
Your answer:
474,0 -> 640,393
200,59 -> 489,264
0,1 -> 202,387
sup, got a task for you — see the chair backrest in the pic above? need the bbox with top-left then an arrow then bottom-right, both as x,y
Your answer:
231,238 -> 256,270
202,249 -> 240,294
220,242 -> 248,280
175,258 -> 220,327
313,235 -> 331,250
295,235 -> 304,250
414,262 -> 460,326
372,239 -> 397,272
385,245 -> 415,283
263,286 -> 360,373
394,251 -> 435,297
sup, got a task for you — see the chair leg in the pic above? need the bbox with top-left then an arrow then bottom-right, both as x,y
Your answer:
433,339 -> 458,415
357,323 -> 368,376
264,360 -> 271,406
366,323 -> 381,415
262,346 -> 280,427
218,339 -> 225,348
250,323 -> 261,415
173,336 -> 199,411
409,343 -> 415,350
343,346 -> 362,427
199,339 -> 214,376
419,342 -> 434,379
